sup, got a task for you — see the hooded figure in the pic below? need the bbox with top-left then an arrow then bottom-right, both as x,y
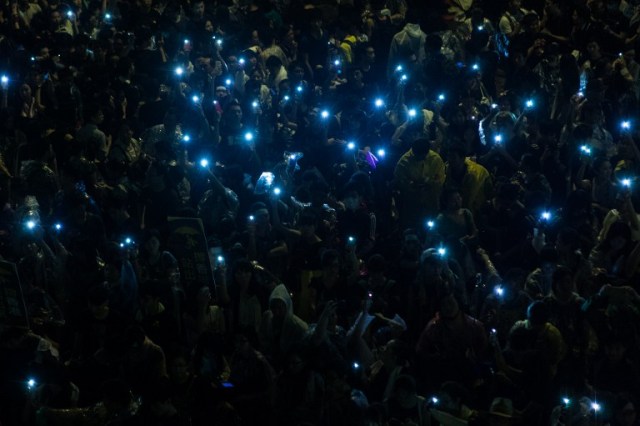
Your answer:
387,23 -> 427,77
260,284 -> 309,362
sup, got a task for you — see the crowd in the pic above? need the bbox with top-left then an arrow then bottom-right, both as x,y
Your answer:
2,0 -> 640,425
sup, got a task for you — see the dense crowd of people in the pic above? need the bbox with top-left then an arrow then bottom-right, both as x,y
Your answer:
2,0 -> 640,424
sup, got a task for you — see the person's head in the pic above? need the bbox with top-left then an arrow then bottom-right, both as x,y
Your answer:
341,182 -> 362,211
441,188 -> 462,211
223,101 -> 243,128
508,0 -> 522,11
539,245 -> 559,276
411,137 -> 431,160
233,259 -> 254,290
367,254 -> 386,278
265,55 -> 282,74
391,375 -> 417,406
402,230 -> 422,257
447,146 -> 467,173
604,337 -> 627,362
100,379 -> 132,415
526,301 -> 549,328
321,249 -> 340,275
363,45 -> 376,64
555,227 -> 581,255
139,280 -> 163,313
439,294 -> 460,320
162,109 -> 179,131
298,209 -> 318,238
249,202 -> 270,226
586,39 -> 602,59
494,182 -> 519,210
604,221 -> 632,251
192,0 -> 205,18
614,393 -> 637,426
87,284 -> 110,319
592,156 -> 612,179
522,13 -> 540,33
169,349 -> 191,384
84,103 -> 104,125
269,298 -> 287,320
494,111 -> 517,135
123,325 -> 146,350
551,265 -> 574,302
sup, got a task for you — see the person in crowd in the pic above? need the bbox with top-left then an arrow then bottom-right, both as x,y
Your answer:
6,1 -> 640,424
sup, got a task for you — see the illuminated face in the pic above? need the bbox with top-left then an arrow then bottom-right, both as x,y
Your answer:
194,1 -> 205,17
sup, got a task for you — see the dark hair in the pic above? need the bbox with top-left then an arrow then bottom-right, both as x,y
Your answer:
527,301 -> 549,325
411,138 -> 430,158
551,265 -> 572,293
367,254 -> 386,274
87,284 -> 110,306
321,249 -> 340,268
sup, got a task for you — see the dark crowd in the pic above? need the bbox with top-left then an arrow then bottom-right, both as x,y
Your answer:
2,0 -> 640,425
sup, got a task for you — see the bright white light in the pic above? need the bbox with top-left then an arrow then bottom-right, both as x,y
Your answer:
622,178 -> 632,187
491,103 -> 498,109
105,13 -> 111,19
563,398 -> 570,405
27,379 -> 36,388
217,255 -> 224,262
67,10 -> 73,17
348,236 -> 355,243
284,95 -> 290,101
239,58 -> 245,65
377,149 -> 385,157
252,101 -> 259,108
427,220 -> 435,229
401,74 -> 408,81
592,402 -> 601,412
353,362 -> 359,369
321,110 -> 329,119
437,247 -> 446,256
296,85 -> 303,92
273,187 -> 282,196
199,159 -> 209,168
192,95 -> 199,103
495,286 -> 504,296
184,39 -> 189,44
541,211 -> 551,221
375,98 -> 384,107
175,67 -> 184,76
408,109 -> 417,118
477,25 -> 484,31
438,93 -> 445,101
54,223 -> 62,230
526,99 -> 534,108
396,65 -> 403,72
249,215 -> 255,221
580,145 -> 591,155
1,75 -> 8,84
216,39 -> 222,46
125,237 -> 132,245
494,134 -> 503,143
26,220 -> 36,230
334,59 -> 340,66
431,396 -> 439,404
225,79 -> 232,86
183,135 -> 190,142
347,142 -> 356,150
622,120 -> 631,130
472,63 -> 479,71
244,132 -> 254,142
